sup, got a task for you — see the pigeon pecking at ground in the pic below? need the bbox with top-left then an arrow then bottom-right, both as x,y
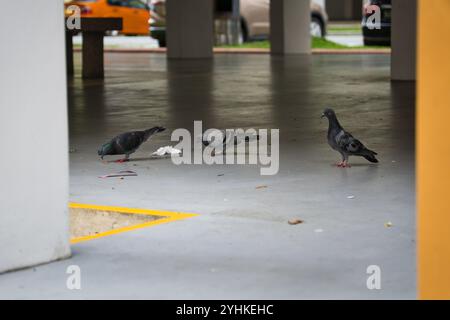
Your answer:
201,129 -> 260,151
98,127 -> 166,162
322,108 -> 378,168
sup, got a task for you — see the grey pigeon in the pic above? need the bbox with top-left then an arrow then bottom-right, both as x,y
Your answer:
202,129 -> 260,150
322,108 -> 378,167
98,127 -> 166,162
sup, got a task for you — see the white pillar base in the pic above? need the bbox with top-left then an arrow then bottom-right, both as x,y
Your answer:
0,0 -> 70,273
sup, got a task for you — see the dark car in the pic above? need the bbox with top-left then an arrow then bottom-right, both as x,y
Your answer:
362,0 -> 391,46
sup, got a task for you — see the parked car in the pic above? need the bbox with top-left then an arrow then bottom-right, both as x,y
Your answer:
362,0 -> 391,46
64,0 -> 151,36
150,0 -> 328,47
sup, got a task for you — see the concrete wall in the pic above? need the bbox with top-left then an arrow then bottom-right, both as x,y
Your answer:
0,0 -> 70,273
391,0 -> 417,81
167,0 -> 214,58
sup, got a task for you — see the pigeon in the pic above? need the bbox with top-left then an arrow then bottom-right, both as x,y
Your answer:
321,108 -> 378,167
98,127 -> 166,162
201,129 -> 260,151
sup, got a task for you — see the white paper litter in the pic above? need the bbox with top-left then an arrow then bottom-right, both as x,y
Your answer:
152,146 -> 182,156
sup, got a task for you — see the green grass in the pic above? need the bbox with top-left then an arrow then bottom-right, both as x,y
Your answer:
327,23 -> 363,35
312,37 -> 349,49
218,37 -> 349,49
72,36 -> 388,50
219,40 -> 271,49
328,26 -> 361,32
328,27 -> 362,34
218,37 -> 390,50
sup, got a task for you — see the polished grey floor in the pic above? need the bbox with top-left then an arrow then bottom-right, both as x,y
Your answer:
0,53 -> 415,299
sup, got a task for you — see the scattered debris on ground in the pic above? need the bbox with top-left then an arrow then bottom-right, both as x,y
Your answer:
314,228 -> 324,233
385,221 -> 393,228
70,208 -> 162,239
256,185 -> 268,190
347,195 -> 355,199
98,170 -> 137,179
288,219 -> 304,225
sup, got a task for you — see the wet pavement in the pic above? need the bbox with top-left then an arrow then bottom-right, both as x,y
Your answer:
0,52 -> 416,299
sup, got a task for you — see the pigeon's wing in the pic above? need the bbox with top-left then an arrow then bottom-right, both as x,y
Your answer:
115,132 -> 145,154
336,130 -> 366,155
203,130 -> 227,148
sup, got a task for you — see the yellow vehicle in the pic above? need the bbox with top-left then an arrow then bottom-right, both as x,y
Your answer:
65,0 -> 150,36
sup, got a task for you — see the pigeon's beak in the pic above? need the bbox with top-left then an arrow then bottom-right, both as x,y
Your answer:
321,113 -> 325,119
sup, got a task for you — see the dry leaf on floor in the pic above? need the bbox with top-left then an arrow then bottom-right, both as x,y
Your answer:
288,219 -> 304,225
256,185 -> 268,190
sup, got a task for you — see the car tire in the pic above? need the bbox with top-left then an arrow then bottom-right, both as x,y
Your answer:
240,18 -> 248,43
310,16 -> 324,38
158,39 -> 166,48
363,38 -> 375,46
363,38 -> 390,47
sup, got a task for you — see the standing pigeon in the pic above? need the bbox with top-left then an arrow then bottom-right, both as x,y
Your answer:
98,127 -> 166,162
322,108 -> 378,167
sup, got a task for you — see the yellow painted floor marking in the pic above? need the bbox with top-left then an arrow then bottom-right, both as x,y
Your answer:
69,203 -> 198,244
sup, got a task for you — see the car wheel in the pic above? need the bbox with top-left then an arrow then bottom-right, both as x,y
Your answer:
158,39 -> 166,48
363,38 -> 375,46
310,16 -> 324,38
363,38 -> 390,47
240,18 -> 248,43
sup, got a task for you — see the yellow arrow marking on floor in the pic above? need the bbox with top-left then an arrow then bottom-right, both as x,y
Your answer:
69,203 -> 198,244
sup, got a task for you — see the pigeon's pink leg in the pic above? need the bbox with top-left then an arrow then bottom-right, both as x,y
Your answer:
115,159 -> 129,163
342,160 -> 351,168
336,161 -> 345,167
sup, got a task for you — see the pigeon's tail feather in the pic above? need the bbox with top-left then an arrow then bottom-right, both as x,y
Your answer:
363,149 -> 379,163
144,126 -> 166,139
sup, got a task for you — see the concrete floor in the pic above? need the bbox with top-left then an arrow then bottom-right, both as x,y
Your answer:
0,53 -> 415,299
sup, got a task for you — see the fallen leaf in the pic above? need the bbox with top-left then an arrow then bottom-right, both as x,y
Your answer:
288,219 -> 304,225
256,185 -> 268,190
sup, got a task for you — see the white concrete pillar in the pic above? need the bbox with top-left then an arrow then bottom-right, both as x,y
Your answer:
270,0 -> 311,55
0,0 -> 70,273
166,0 -> 214,59
391,0 -> 417,81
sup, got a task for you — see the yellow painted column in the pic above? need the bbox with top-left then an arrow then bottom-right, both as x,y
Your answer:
418,0 -> 450,299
